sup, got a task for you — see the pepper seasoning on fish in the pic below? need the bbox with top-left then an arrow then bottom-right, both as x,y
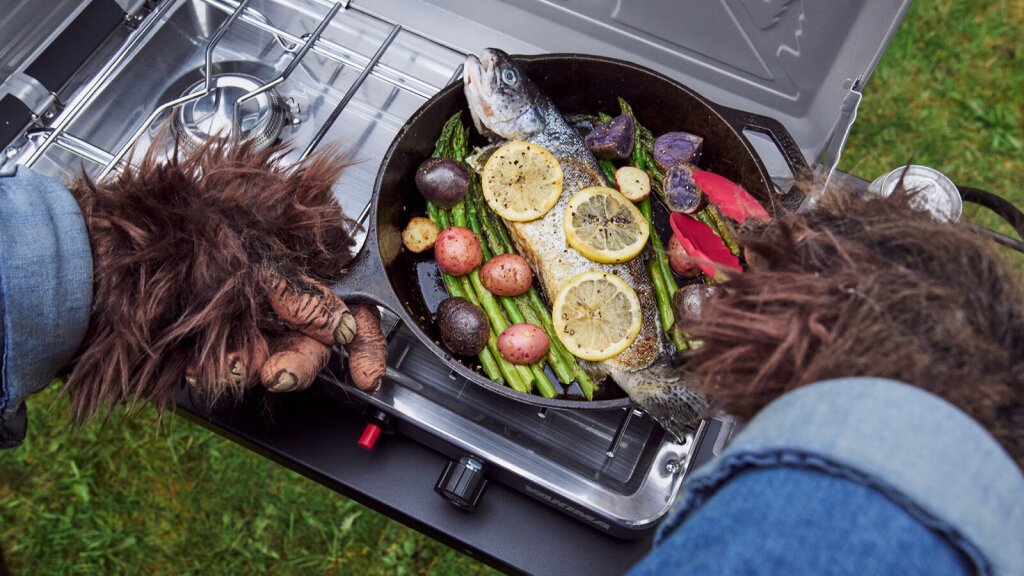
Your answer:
463,48 -> 706,437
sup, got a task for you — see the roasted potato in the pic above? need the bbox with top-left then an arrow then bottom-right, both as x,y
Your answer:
434,226 -> 483,276
402,216 -> 439,253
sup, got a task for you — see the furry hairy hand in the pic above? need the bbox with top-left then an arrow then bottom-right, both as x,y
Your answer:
681,189 -> 1024,467
63,140 -> 364,421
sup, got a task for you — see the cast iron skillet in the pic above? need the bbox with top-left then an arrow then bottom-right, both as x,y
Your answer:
333,53 -> 808,409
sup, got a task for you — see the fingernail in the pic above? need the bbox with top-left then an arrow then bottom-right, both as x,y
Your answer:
335,313 -> 357,344
270,371 -> 297,392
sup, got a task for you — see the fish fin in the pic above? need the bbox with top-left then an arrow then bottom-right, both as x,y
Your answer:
612,363 -> 708,441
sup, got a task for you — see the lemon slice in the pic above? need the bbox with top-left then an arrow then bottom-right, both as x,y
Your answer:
481,141 -> 563,222
552,271 -> 642,361
563,186 -> 649,264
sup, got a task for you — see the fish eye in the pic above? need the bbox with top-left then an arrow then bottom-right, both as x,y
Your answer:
502,69 -> 518,86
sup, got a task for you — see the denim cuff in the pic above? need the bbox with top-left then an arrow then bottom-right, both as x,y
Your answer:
0,166 -> 92,447
0,403 -> 28,449
662,378 -> 1024,576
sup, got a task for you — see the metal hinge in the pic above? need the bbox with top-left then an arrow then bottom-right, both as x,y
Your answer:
0,71 -> 64,127
120,0 -> 161,29
802,79 -> 863,210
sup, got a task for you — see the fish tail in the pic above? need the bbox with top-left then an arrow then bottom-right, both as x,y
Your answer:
612,362 -> 707,441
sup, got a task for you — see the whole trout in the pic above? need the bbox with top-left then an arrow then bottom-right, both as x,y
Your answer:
463,48 -> 706,435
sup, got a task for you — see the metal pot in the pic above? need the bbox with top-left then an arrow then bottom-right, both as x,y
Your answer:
333,52 -> 808,409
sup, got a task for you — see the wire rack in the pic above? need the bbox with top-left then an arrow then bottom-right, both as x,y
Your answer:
22,0 -> 467,181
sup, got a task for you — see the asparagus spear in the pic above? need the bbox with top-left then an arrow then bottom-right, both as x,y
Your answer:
486,211 -> 597,400
424,203 -> 503,382
598,158 -> 618,184
704,204 -> 741,256
645,257 -> 676,344
616,99 -> 688,351
464,186 -> 560,397
426,114 -> 529,388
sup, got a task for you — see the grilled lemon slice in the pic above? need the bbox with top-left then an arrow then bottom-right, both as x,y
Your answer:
552,271 -> 642,361
563,186 -> 649,264
481,141 -> 563,222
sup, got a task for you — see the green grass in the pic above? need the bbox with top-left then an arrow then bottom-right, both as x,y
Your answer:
2,1 -> 1022,573
1,386 -> 495,575
1,381 -> 495,573
839,0 -> 1024,266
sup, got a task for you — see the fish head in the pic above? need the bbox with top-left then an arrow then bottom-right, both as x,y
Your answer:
463,48 -> 545,140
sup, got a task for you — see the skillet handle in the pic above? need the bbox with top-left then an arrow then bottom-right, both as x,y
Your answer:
328,233 -> 405,314
957,185 -> 1024,253
714,104 -> 811,186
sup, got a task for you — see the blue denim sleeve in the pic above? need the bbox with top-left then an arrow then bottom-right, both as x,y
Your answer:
632,467 -> 973,575
0,166 -> 93,448
631,378 -> 1024,576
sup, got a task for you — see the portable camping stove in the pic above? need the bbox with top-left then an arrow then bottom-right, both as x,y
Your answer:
0,0 -> 912,572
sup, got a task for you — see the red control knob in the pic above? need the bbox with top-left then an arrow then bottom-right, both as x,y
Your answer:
358,422 -> 382,450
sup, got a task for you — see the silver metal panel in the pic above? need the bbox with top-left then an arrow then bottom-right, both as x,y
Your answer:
332,324 -> 696,531
0,0 -> 92,98
362,0 -> 911,172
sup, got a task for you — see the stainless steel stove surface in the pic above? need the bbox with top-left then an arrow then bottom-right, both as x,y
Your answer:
346,322 -> 699,536
17,0 -> 465,223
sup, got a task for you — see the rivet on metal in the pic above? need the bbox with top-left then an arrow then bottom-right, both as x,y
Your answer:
665,459 -> 681,474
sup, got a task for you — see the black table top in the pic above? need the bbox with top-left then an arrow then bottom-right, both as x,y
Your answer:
176,385 -> 708,575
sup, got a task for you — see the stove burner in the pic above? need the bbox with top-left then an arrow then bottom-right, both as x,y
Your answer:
172,73 -> 285,154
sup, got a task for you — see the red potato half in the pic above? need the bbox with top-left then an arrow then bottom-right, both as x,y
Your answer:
670,212 -> 742,279
667,234 -> 702,278
497,323 -> 550,365
692,170 -> 771,222
480,253 -> 534,296
434,226 -> 483,276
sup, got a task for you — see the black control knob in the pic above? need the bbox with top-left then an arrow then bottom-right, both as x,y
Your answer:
435,456 -> 487,511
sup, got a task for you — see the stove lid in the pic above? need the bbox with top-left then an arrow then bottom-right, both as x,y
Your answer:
0,0 -> 89,110
0,0 -> 132,147
363,0 -> 910,177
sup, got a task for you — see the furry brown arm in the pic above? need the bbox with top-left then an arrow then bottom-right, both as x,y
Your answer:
64,138 -> 360,420
682,190 -> 1024,468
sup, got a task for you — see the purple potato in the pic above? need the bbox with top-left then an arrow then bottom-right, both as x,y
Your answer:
661,163 -> 704,213
672,284 -> 723,325
436,297 -> 490,356
653,132 -> 704,171
415,158 -> 470,208
584,114 -> 636,160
